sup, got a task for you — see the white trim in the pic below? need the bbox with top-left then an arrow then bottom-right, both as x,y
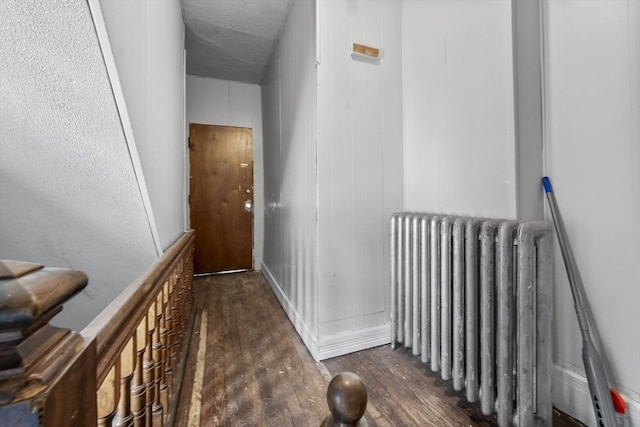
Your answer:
261,264 -> 391,362
87,0 -> 162,256
318,325 -> 390,361
553,364 -> 640,427
261,263 -> 320,361
183,48 -> 189,231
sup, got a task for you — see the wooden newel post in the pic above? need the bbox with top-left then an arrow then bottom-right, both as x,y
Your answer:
321,372 -> 369,427
0,259 -> 95,426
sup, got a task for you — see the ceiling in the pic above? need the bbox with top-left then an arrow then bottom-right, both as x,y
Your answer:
181,0 -> 294,84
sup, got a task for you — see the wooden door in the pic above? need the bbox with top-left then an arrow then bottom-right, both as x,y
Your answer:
189,124 -> 253,274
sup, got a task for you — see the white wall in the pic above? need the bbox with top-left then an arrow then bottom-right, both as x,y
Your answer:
261,0 -> 404,361
316,0 -> 404,359
98,0 -> 186,251
543,1 -> 640,424
402,0 -> 517,218
512,0 -> 545,221
185,75 -> 265,269
401,0 -> 640,424
261,0 -> 320,358
0,0 -> 158,330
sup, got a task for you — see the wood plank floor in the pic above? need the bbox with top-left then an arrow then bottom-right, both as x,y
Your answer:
175,272 -> 583,426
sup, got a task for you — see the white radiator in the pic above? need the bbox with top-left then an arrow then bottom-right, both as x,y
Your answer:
390,213 -> 553,426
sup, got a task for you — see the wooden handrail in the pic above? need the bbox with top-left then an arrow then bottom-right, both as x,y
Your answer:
82,230 -> 195,385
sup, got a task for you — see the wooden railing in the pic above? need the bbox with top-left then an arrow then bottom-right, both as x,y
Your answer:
81,230 -> 195,426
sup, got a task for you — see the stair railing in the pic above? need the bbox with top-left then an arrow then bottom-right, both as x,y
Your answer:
81,230 -> 195,426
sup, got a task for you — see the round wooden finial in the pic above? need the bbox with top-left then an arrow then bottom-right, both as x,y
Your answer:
321,372 -> 368,427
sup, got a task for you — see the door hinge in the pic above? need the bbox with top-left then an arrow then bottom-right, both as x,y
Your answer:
188,137 -> 191,149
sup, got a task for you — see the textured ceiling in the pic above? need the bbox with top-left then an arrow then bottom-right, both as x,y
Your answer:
181,0 -> 293,84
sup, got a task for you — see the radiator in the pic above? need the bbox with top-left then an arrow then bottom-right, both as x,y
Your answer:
390,213 -> 553,426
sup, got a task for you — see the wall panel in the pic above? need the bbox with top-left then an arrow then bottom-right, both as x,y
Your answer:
261,0 -> 319,357
316,0 -> 403,358
99,0 -> 186,251
543,1 -> 640,423
402,0 -> 517,219
0,0 -> 158,330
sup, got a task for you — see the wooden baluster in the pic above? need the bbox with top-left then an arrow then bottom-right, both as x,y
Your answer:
174,269 -> 184,352
173,270 -> 180,356
131,317 -> 148,427
183,262 -> 190,321
173,270 -> 181,360
114,336 -> 135,427
176,276 -> 184,366
158,285 -> 170,418
186,254 -> 193,318
163,279 -> 173,395
175,256 -> 191,367
321,372 -> 368,427
98,364 -> 120,426
166,273 -> 177,391
152,293 -> 164,426
144,303 -> 157,427
187,253 -> 194,305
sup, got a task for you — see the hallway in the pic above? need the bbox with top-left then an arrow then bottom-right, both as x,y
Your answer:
175,272 -> 499,426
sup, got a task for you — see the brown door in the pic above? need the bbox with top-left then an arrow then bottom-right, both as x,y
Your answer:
189,124 -> 253,274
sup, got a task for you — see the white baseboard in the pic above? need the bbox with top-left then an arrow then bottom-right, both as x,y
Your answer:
553,364 -> 640,426
318,325 -> 391,361
260,263 -> 320,360
260,262 -> 392,362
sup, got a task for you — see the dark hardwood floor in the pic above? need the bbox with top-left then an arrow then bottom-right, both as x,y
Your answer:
175,272 -> 583,426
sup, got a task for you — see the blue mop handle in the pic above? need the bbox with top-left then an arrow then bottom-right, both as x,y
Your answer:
542,176 -> 617,426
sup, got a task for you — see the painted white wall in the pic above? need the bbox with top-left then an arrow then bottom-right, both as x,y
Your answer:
316,0 -> 404,359
98,0 -> 186,251
0,0 -> 158,331
402,0 -> 517,219
261,0 -> 320,358
261,0 -> 404,360
512,0 -> 545,222
185,75 -> 265,269
401,0 -> 640,423
543,1 -> 640,424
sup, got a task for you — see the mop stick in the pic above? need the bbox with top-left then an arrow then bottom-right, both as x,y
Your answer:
542,176 -> 617,426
